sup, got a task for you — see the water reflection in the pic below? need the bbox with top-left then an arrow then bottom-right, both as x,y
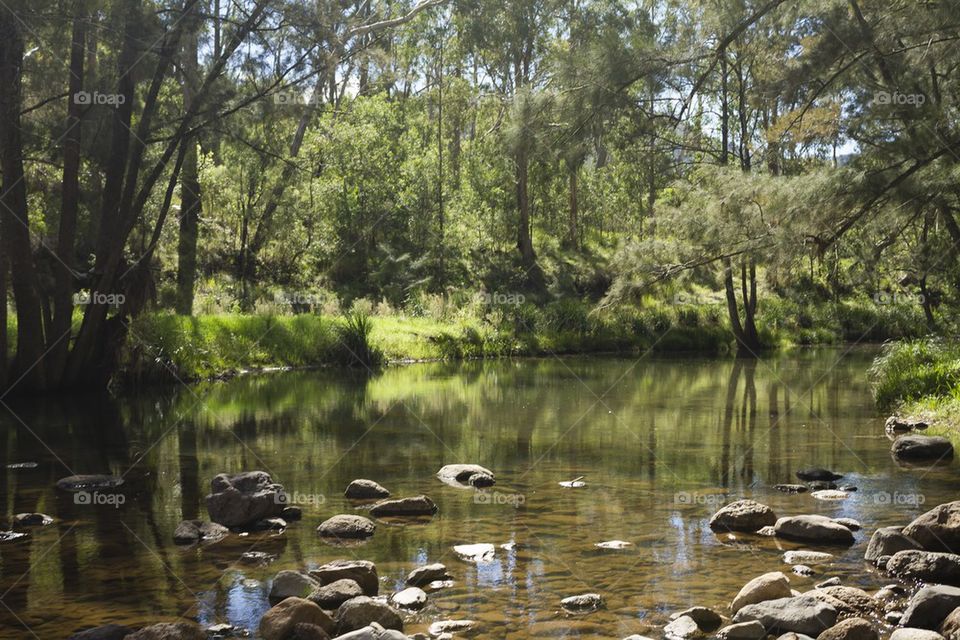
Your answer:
0,348 -> 957,639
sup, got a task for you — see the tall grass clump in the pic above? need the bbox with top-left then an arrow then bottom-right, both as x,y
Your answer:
869,337 -> 960,409
333,312 -> 384,368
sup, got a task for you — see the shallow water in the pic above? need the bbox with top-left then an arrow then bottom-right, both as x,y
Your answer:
1,348 -> 957,639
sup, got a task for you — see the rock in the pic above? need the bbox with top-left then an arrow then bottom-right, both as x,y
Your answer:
67,625 -> 136,640
671,607 -> 723,632
717,621 -> 768,640
334,596 -> 403,635
288,622 -> 330,640
309,578 -> 363,609
310,560 -> 379,596
281,506 -> 303,521
811,586 -> 881,616
733,595 -> 838,636
774,516 -> 855,545
776,484 -> 809,494
407,563 -> 450,587
778,634 -> 817,640
796,469 -> 844,482
886,612 -> 903,625
903,587 -> 960,629
833,518 -> 861,532
205,623 -> 237,638
0,530 -> 27,542
333,622 -> 407,640
903,502 -> 960,553
427,620 -> 475,636
124,622 -> 206,640
559,477 -> 587,488
596,540 -> 633,549
710,500 -> 778,533
892,435 -> 955,461
239,550 -> 277,565
13,512 -> 53,527
345,480 -> 391,500
940,608 -> 960,640
251,517 -> 287,531
664,615 -> 701,639
391,587 -> 427,610
369,495 -> 438,517
890,630 -> 945,640
887,550 -> 960,585
260,597 -> 334,640
7,462 -> 38,469
205,471 -> 286,528
784,551 -> 834,565
172,520 -> 229,544
811,490 -> 851,501
56,474 -> 124,491
808,481 -> 838,491
793,565 -> 814,577
817,578 -> 842,589
886,416 -> 929,432
437,464 -> 495,487
731,572 -> 793,614
758,526 -> 777,537
453,543 -> 495,563
816,618 -> 877,640
317,515 -> 376,540
270,570 -> 320,603
560,593 -> 604,613
865,527 -> 921,562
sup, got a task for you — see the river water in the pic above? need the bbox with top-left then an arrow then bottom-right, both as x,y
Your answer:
1,348 -> 957,639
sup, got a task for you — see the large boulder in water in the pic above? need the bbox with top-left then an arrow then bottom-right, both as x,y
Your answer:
333,596 -> 403,635
204,471 -> 286,528
436,464 -> 495,487
317,515 -> 376,540
733,595 -> 838,636
903,501 -> 960,553
887,550 -> 960,585
369,495 -> 437,517
259,597 -> 333,640
731,572 -> 793,614
774,516 -> 855,545
344,479 -> 390,500
309,559 -> 379,596
710,500 -> 777,532
892,435 -> 954,461
901,586 -> 960,630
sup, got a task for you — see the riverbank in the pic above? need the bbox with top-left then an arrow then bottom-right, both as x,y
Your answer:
116,296 -> 929,385
869,337 -> 960,439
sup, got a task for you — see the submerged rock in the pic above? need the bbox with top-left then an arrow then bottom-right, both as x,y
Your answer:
317,515 -> 376,540
391,586 -> 427,610
407,563 -> 450,587
205,471 -> 286,528
427,620 -> 475,636
810,490 -> 851,501
886,416 -> 929,433
369,495 -> 437,517
561,593 -> 604,613
783,551 -> 834,565
453,543 -> 495,563
13,512 -> 53,527
709,500 -> 778,533
172,520 -> 229,545
596,540 -> 633,549
774,516 -> 855,545
892,435 -> 955,461
56,474 -> 124,492
796,469 -> 844,482
345,479 -> 390,500
775,484 -> 809,494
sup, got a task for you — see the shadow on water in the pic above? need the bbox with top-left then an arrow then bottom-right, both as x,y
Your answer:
1,347 -> 957,639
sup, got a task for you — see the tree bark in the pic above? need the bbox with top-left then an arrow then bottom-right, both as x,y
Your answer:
566,167 -> 579,250
176,4 -> 202,315
0,8 -> 47,391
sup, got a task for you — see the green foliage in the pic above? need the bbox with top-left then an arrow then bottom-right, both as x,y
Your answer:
334,312 -> 385,368
869,338 -> 960,409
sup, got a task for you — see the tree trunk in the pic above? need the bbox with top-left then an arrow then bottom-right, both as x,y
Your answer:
516,146 -> 535,263
0,10 -> 47,391
720,53 -> 729,166
175,5 -> 202,315
566,167 -> 579,250
50,6 -> 86,378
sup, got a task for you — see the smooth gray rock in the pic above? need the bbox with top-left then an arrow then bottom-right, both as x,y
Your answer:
731,572 -> 794,614
733,595 -> 838,635
902,586 -> 960,630
709,500 -> 778,533
308,578 -> 363,609
344,480 -> 390,500
887,550 -> 960,585
903,502 -> 960,553
309,560 -> 379,596
815,618 -> 878,640
368,496 -> 437,517
717,621 -> 767,640
406,563 -> 450,587
333,597 -> 403,635
670,607 -> 723,632
560,593 -> 604,613
332,622 -> 407,640
173,520 -> 229,544
890,630 -> 945,640
391,587 -> 427,610
664,615 -> 701,639
270,570 -> 320,603
317,515 -> 376,539
774,516 -> 855,545
892,435 -> 954,460
436,464 -> 495,487
865,527 -> 921,562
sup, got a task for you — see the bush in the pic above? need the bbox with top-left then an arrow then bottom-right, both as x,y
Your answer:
869,337 -> 960,409
333,312 -> 385,368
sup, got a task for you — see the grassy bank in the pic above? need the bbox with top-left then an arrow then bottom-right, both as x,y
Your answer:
869,337 -> 960,436
115,293 -> 932,386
